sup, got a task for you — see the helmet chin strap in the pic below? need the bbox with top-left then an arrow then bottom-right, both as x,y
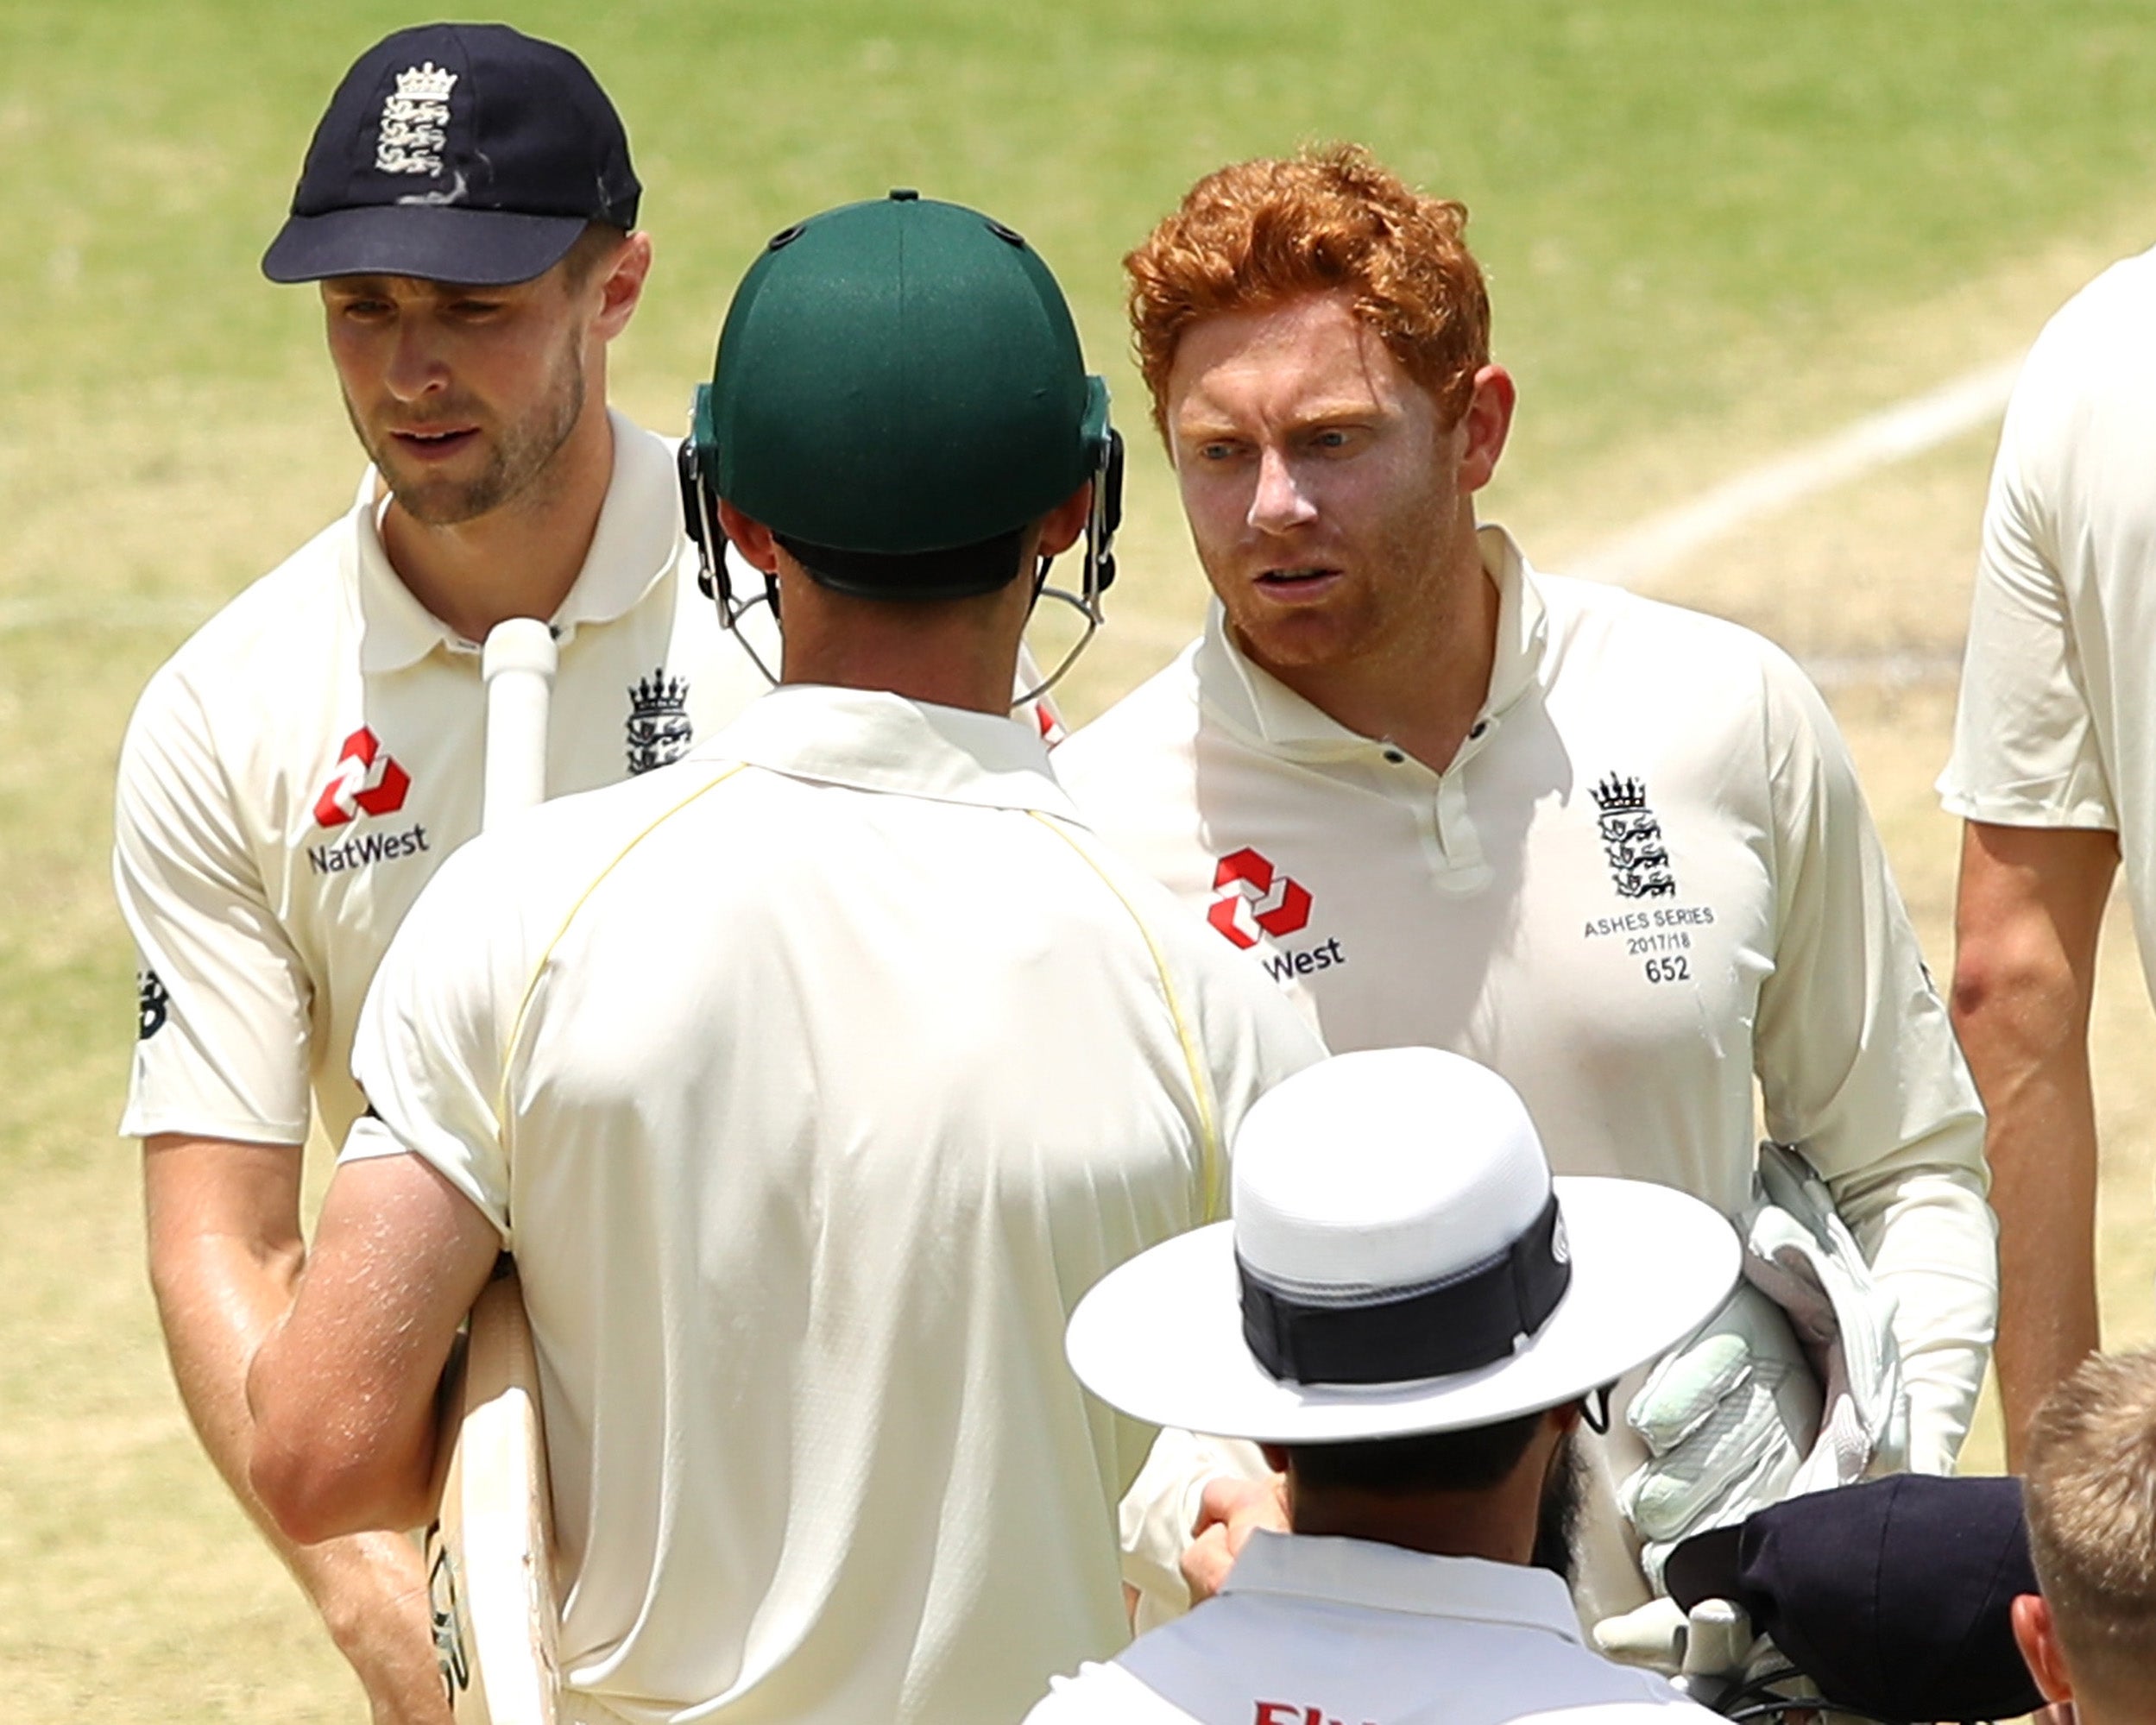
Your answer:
679,416 -> 1120,710
1013,552 -> 1106,709
703,545 -> 784,689
1012,425 -> 1121,709
680,436 -> 782,688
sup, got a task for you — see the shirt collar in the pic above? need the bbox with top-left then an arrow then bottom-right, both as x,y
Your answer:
703,683 -> 1081,821
1194,523 -> 1549,755
356,409 -> 681,674
1220,1529 -> 1585,1645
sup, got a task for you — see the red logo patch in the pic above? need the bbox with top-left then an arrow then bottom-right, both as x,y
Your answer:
313,727 -> 412,828
1207,847 -> 1313,949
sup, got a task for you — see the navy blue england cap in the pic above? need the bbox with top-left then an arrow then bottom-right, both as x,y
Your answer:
262,23 -> 640,286
1665,1474 -> 2044,1724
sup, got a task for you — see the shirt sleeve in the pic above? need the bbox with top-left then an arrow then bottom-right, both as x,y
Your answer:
1938,336 -> 2117,830
344,836 -> 516,1244
1755,653 -> 1996,1473
1109,899 -> 1326,1623
113,664 -> 313,1145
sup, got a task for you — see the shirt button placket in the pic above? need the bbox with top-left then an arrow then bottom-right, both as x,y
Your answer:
1432,715 -> 1493,890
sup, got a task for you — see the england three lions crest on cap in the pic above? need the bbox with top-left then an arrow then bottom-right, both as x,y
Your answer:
375,63 -> 457,178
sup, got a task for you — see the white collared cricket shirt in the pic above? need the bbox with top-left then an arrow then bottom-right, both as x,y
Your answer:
1058,526 -> 1995,1610
115,413 -> 778,1149
347,685 -> 1321,1725
1025,1530 -> 1719,1724
1941,242 -> 2156,1007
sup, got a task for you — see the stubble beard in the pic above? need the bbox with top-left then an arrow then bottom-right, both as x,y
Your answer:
350,324 -> 589,528
1530,1430 -> 1586,1583
1206,491 -> 1469,682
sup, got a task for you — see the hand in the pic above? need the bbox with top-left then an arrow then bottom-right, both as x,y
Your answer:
1620,1149 -> 1910,1589
1180,1473 -> 1288,1603
1617,1281 -> 1822,1589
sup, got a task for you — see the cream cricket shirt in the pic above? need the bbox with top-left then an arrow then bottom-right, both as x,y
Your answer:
346,685 -> 1321,1725
1025,1532 -> 1719,1724
114,414 -> 773,1149
1057,527 -> 1994,1505
1941,242 -> 2156,1004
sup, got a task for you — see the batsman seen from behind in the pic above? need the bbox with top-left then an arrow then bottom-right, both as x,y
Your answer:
247,191 -> 1322,1725
1053,144 -> 1997,1640
111,24 -> 773,1719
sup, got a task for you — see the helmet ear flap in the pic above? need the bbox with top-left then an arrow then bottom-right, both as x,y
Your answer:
1081,375 -> 1122,592
678,384 -> 727,600
680,385 -> 782,686
1098,427 -> 1125,585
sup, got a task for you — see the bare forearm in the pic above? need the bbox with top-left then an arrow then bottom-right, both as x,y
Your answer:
149,1225 -> 304,1519
249,1350 -> 447,1546
148,1169 -> 430,1556
1958,1015 -> 2102,1465
248,1281 -> 451,1545
143,1138 -> 449,1722
1950,821 -> 2116,1468
248,1153 -> 501,1548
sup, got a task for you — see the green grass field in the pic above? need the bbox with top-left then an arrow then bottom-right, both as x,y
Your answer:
9,3 -> 2156,1716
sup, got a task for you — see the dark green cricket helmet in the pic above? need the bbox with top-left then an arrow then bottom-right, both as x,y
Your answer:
689,190 -> 1115,601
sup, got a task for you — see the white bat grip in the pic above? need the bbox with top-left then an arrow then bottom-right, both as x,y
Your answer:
482,618 -> 558,832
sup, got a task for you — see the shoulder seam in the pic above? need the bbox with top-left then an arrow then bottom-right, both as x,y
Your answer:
495,763 -> 753,1136
1024,810 -> 1223,1219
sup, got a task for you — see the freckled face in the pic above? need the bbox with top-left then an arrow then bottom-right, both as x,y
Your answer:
1165,292 -> 1484,678
321,265 -> 592,526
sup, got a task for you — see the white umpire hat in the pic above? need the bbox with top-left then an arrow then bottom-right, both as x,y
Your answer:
1065,1048 -> 1740,1444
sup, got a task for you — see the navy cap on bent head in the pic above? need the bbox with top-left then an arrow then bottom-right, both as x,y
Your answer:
1665,1474 -> 2044,1723
262,23 -> 640,286
699,191 -> 1105,601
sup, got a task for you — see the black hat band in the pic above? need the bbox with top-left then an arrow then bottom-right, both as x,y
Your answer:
1238,1193 -> 1572,1387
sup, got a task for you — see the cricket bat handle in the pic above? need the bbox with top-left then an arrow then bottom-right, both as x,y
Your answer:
482,619 -> 558,831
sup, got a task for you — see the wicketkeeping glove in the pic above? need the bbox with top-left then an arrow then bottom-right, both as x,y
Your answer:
1616,1142 -> 1907,1591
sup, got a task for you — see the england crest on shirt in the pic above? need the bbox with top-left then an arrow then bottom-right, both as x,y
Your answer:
627,669 -> 693,774
1589,773 -> 1677,899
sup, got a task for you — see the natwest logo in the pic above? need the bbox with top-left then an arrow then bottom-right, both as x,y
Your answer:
1207,847 -> 1313,949
313,728 -> 411,828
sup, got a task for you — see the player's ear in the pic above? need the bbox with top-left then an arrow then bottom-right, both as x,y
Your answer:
590,230 -> 652,339
1036,482 -> 1093,559
2011,1593 -> 2075,1705
716,500 -> 781,575
1455,363 -> 1515,494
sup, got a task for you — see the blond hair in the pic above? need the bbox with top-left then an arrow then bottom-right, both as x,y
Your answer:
2024,1349 -> 2156,1690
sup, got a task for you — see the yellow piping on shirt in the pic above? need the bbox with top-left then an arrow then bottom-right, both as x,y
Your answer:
495,762 -> 751,1134
1025,810 -> 1224,1223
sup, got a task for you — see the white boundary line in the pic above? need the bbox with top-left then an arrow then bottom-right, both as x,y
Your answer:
3,356 -> 2027,639
0,597 -> 212,633
1568,356 -> 2026,589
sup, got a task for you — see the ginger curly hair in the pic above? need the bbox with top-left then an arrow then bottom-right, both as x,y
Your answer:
1125,143 -> 1491,438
